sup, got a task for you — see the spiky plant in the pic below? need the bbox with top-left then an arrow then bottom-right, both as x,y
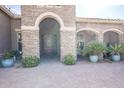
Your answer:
108,44 -> 124,55
82,42 -> 107,56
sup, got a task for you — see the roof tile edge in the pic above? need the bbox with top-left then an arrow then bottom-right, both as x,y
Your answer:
76,17 -> 124,24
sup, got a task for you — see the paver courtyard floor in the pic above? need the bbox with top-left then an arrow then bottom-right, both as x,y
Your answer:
0,58 -> 124,88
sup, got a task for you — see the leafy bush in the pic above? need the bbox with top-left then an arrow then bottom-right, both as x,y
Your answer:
82,42 -> 106,56
22,56 -> 40,68
63,55 -> 76,65
107,44 -> 124,55
3,51 -> 14,59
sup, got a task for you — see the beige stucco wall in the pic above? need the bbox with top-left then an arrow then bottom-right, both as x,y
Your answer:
11,18 -> 21,50
0,9 -> 11,54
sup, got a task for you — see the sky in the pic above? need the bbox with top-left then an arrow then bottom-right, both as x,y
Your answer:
7,5 -> 124,19
76,5 -> 124,19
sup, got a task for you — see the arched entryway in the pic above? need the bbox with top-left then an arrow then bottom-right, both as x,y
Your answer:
77,29 -> 98,56
103,29 -> 123,59
103,29 -> 123,46
104,31 -> 119,46
39,18 -> 60,58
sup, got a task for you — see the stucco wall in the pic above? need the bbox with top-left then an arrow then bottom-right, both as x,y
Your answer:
0,9 -> 11,54
11,18 -> 21,50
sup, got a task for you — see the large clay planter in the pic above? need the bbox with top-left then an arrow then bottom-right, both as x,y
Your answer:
112,54 -> 120,62
89,55 -> 98,63
1,58 -> 14,67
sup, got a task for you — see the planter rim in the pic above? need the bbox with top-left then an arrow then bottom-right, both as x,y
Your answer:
112,54 -> 120,56
3,57 -> 14,60
90,55 -> 98,56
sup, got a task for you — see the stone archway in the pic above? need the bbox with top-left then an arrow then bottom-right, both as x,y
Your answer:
77,28 -> 98,55
103,29 -> 123,46
104,31 -> 119,45
34,12 -> 64,59
39,18 -> 60,58
35,12 -> 64,30
22,11 -> 76,61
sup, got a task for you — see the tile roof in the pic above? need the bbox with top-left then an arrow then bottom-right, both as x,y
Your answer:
76,17 -> 124,24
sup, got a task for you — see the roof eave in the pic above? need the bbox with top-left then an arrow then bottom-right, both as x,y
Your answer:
0,6 -> 21,19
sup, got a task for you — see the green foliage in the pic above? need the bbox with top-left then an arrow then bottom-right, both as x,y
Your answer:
63,55 -> 76,65
22,56 -> 40,68
108,44 -> 124,55
3,51 -> 14,59
82,42 -> 106,56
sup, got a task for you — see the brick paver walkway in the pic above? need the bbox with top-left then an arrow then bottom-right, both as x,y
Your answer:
0,58 -> 124,88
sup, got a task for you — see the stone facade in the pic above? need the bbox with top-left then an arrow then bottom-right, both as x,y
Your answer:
20,5 -> 124,61
21,5 -> 76,61
76,18 -> 124,44
0,5 -> 124,61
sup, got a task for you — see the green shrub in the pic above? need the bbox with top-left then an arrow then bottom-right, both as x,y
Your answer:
22,56 -> 40,68
3,51 -> 14,59
63,55 -> 76,65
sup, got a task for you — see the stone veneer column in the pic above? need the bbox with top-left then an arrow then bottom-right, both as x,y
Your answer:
119,34 -> 124,44
60,28 -> 77,61
97,32 -> 104,61
22,29 -> 40,58
98,33 -> 104,43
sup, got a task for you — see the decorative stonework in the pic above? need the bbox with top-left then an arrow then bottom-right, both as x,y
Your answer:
77,28 -> 100,34
35,12 -> 65,30
102,28 -> 123,34
60,30 -> 77,61
76,18 -> 124,45
21,5 -> 124,61
21,5 -> 76,61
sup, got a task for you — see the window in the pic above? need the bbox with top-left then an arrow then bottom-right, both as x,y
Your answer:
17,32 -> 22,51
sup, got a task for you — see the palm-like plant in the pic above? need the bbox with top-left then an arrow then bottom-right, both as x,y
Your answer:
82,42 -> 106,56
108,44 -> 124,55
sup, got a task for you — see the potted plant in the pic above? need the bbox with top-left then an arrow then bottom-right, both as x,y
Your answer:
108,44 -> 124,62
1,51 -> 14,67
82,42 -> 106,63
120,46 -> 124,60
